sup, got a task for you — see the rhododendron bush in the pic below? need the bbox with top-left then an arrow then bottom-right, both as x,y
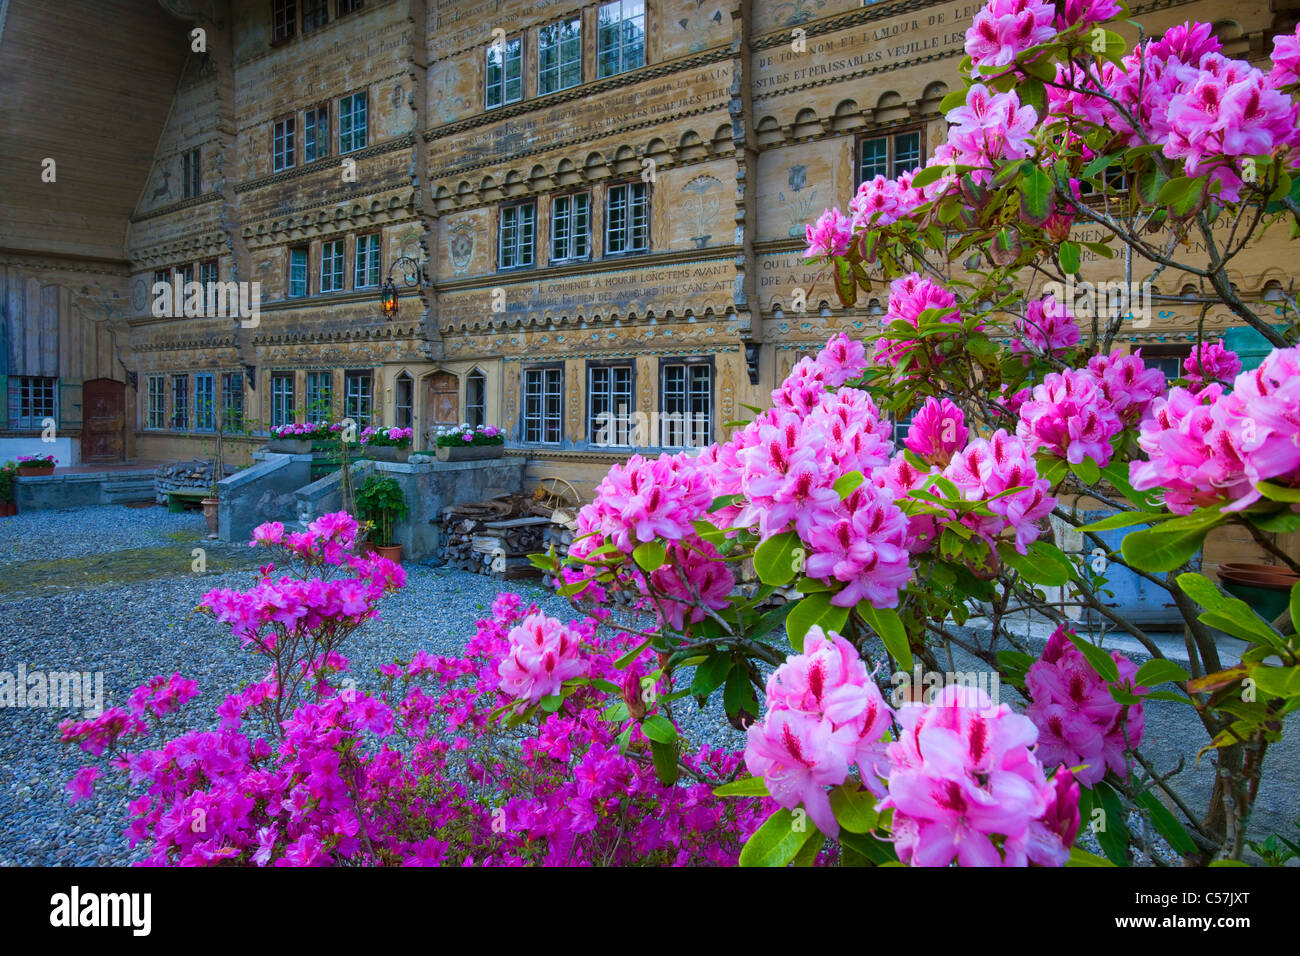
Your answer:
62,1 -> 1300,867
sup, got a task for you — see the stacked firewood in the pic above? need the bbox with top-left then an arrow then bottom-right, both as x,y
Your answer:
439,495 -> 551,580
153,459 -> 217,503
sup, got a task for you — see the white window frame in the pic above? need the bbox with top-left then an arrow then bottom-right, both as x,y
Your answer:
271,373 -> 295,428
288,246 -> 309,297
486,35 -> 523,110
522,366 -> 563,444
338,92 -> 368,154
659,361 -> 712,448
320,239 -> 345,292
344,370 -> 372,426
354,233 -> 381,289
597,0 -> 645,79
273,116 -> 296,172
587,363 -> 634,446
499,201 -> 536,270
146,375 -> 166,430
605,182 -> 649,256
538,17 -> 582,95
551,192 -> 590,263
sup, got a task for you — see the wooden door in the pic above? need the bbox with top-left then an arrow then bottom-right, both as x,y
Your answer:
423,372 -> 460,447
82,378 -> 126,463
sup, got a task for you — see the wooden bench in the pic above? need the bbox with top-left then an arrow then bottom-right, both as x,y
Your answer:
165,489 -> 210,513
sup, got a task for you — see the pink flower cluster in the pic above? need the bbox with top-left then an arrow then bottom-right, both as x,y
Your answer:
873,272 -> 964,369
943,84 -> 1039,183
880,685 -> 1080,866
903,397 -> 969,467
496,612 -> 589,705
848,171 -> 928,229
270,421 -> 330,439
1017,367 -> 1123,467
804,207 -> 854,259
1025,625 -> 1145,786
1183,339 -> 1242,389
1009,294 -> 1080,361
1131,345 -> 1300,513
965,0 -> 1055,75
1270,23 -> 1300,88
580,452 -> 714,554
744,627 -> 893,836
1086,348 -> 1167,427
359,425 -> 414,446
942,429 -> 1056,554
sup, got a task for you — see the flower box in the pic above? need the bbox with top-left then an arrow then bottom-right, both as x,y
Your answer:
436,444 -> 505,462
362,445 -> 411,463
267,439 -> 315,455
17,464 -> 55,477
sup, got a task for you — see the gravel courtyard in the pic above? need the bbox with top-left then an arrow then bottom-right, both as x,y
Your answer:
0,504 -> 1295,866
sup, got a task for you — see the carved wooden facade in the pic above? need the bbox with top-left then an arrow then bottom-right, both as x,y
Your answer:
3,0 -> 1296,493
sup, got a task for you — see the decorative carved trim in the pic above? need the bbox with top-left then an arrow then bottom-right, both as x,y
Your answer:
130,192 -> 222,224
234,135 -> 416,194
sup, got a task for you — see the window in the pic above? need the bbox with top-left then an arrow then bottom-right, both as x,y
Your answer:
1140,345 -> 1191,381
395,372 -> 413,429
306,371 -> 334,418
597,0 -> 645,79
179,263 -> 196,287
859,129 -> 923,184
7,376 -> 56,430
354,233 -> 381,289
344,370 -> 373,426
304,105 -> 329,162
522,366 -> 563,444
172,374 -> 189,429
182,148 -> 202,199
273,116 -> 296,172
271,373 -> 296,427
338,92 -> 368,153
153,269 -> 168,289
146,375 -> 166,430
465,370 -> 486,429
195,373 -> 216,431
660,361 -> 712,448
302,0 -> 329,32
499,202 -> 537,269
1078,165 -> 1129,196
336,0 -> 362,14
539,18 -> 582,95
222,372 -> 244,431
289,246 -> 309,297
606,182 -> 649,255
486,35 -> 523,109
200,259 -> 218,289
588,364 -> 634,446
272,0 -> 296,43
551,193 -> 590,262
320,239 -> 345,292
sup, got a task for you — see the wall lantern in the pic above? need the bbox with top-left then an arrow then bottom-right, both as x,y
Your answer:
380,255 -> 423,319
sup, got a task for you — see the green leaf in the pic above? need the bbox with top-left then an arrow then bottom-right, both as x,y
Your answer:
739,809 -> 818,867
649,738 -> 679,785
1135,659 -> 1190,687
1121,521 -> 1212,573
556,578 -> 592,597
998,541 -> 1072,586
1092,781 -> 1131,866
838,829 -> 897,865
723,665 -> 759,720
1058,240 -> 1081,274
1018,166 -> 1054,224
1251,665 -> 1300,698
614,637 -> 654,669
1291,580 -> 1300,636
690,653 -> 733,699
1077,511 -> 1158,533
833,470 -> 865,498
1066,847 -> 1116,867
833,258 -> 857,308
754,531 -> 801,587
752,601 -> 795,641
712,775 -> 770,797
857,602 -> 913,671
632,540 -> 666,572
829,784 -> 879,834
1136,791 -> 1198,857
640,714 -> 677,744
791,832 -> 826,867
1176,572 -> 1285,649
1065,632 -> 1120,683
1071,456 -> 1101,486
786,593 -> 849,652
539,694 -> 564,713
709,494 -> 741,511
1256,480 -> 1300,503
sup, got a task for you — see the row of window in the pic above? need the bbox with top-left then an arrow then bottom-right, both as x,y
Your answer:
500,182 -> 647,270
146,370 -> 375,430
272,93 -> 367,172
487,1 -> 645,110
523,359 -> 713,448
287,233 -> 380,297
272,0 -> 363,44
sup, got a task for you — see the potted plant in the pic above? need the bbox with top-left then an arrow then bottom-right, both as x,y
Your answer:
435,424 -> 505,461
359,425 -> 414,463
267,421 -> 330,455
16,454 -> 57,477
355,473 -> 408,563
0,462 -> 17,516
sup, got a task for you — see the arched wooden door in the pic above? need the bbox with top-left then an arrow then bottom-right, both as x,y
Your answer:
82,378 -> 126,463
423,371 -> 460,446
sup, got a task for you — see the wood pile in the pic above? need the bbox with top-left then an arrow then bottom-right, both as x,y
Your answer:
153,459 -> 218,503
439,493 -> 551,580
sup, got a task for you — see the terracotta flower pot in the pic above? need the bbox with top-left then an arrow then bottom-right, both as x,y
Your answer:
202,497 -> 219,535
17,465 -> 54,477
374,544 -> 402,563
436,444 -> 504,462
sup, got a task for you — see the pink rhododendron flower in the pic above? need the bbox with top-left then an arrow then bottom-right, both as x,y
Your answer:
67,766 -> 100,804
804,207 -> 853,258
496,613 -> 589,705
874,273 -> 964,369
580,452 -> 714,553
1009,294 -> 1079,360
1017,367 -> 1123,466
1270,23 -> 1300,88
1025,625 -> 1145,786
880,685 -> 1074,866
965,0 -> 1056,75
648,539 -> 735,631
1053,0 -> 1121,29
943,429 -> 1055,554
1087,348 -> 1166,426
1183,339 -> 1242,388
802,484 -> 913,608
945,84 -> 1039,181
904,397 -> 969,467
